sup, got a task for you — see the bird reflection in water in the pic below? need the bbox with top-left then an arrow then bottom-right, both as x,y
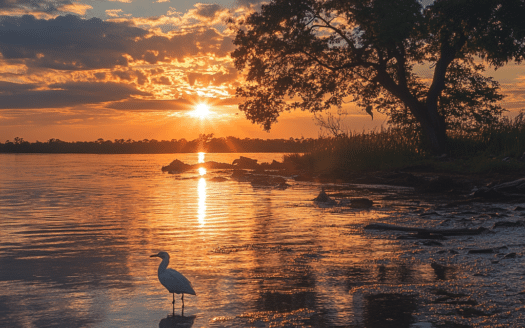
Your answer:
159,314 -> 196,328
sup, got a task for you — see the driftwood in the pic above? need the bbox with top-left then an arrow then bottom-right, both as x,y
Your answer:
364,223 -> 487,236
471,177 -> 525,199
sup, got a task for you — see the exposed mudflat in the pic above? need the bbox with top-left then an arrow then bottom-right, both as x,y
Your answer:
318,180 -> 525,327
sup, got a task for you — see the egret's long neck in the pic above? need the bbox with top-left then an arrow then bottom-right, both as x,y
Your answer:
158,257 -> 169,274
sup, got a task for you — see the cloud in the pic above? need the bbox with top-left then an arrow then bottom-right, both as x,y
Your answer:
191,3 -> 223,18
130,28 -> 225,63
234,0 -> 266,8
106,98 -> 191,111
0,14 -> 235,71
56,2 -> 92,15
0,81 -> 148,108
186,68 -> 238,87
0,6 -> 240,112
118,3 -> 231,30
184,3 -> 230,25
0,15 -> 147,70
106,9 -> 124,17
0,80 -> 38,93
0,0 -> 92,17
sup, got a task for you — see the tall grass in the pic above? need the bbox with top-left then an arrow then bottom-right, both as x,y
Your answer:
448,112 -> 525,158
285,127 -> 424,173
285,113 -> 525,175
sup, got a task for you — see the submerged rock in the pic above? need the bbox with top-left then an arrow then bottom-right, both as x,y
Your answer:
416,175 -> 466,193
209,177 -> 228,182
350,198 -> 373,208
468,248 -> 495,254
430,262 -> 455,280
251,176 -> 289,188
492,220 -> 525,229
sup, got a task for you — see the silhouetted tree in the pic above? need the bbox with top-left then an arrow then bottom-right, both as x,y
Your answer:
231,0 -> 525,154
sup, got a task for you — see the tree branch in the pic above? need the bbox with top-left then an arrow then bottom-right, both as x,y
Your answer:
427,34 -> 468,107
313,13 -> 356,52
394,42 -> 408,91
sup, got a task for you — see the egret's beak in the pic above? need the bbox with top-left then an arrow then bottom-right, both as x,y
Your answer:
150,254 -> 159,258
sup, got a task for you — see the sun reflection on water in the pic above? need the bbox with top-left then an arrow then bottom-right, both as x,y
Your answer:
198,152 -> 206,176
197,177 -> 206,226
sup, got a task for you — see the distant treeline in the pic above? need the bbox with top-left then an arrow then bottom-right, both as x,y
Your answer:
0,134 -> 322,153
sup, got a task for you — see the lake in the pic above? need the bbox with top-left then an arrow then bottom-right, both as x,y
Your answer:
1,153 -> 525,327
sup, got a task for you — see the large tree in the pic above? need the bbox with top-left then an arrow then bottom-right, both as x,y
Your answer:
231,0 -> 525,154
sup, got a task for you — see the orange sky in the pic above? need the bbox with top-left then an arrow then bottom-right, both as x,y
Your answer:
0,1 -> 524,142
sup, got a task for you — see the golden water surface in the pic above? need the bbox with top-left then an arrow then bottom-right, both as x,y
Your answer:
0,153 -> 432,327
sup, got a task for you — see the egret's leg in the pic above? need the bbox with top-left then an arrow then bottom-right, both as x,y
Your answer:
172,293 -> 175,315
181,293 -> 185,307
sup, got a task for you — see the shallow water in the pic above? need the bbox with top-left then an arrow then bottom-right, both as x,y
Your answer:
1,153 -> 524,327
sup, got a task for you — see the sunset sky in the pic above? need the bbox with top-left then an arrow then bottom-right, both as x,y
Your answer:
0,0 -> 524,142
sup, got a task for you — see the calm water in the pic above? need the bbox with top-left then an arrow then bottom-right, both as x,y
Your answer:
3,153 -> 523,327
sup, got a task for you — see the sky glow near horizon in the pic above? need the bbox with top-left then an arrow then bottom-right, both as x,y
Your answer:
0,0 -> 524,142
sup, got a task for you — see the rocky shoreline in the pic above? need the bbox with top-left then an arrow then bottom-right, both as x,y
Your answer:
162,155 -> 525,201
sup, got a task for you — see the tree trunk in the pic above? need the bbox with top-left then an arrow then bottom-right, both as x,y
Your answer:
406,101 -> 448,155
373,65 -> 449,155
419,104 -> 448,155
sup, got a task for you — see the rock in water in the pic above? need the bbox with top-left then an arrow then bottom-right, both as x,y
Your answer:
313,188 -> 337,205
161,159 -> 191,173
232,156 -> 258,169
350,198 -> 373,208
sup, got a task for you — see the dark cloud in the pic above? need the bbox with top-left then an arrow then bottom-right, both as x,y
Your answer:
152,76 -> 171,85
0,0 -> 70,13
0,14 -> 233,70
127,28 -> 231,63
94,72 -> 106,80
0,81 -> 148,108
193,3 -> 223,18
0,15 -> 147,70
0,11 -> 237,112
112,70 -> 135,81
186,68 -> 238,87
0,80 -> 38,93
105,98 -> 191,111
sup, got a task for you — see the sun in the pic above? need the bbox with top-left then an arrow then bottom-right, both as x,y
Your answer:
190,103 -> 211,119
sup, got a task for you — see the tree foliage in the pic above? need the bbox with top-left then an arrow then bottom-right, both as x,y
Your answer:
231,0 -> 525,153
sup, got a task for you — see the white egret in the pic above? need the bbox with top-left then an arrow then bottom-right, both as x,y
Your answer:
150,251 -> 196,308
